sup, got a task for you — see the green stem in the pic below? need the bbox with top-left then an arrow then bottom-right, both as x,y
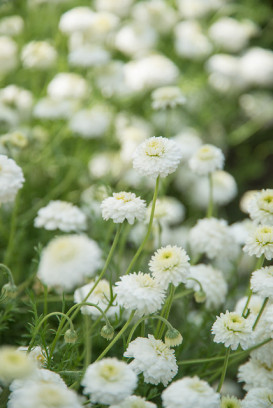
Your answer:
96,311 -> 135,361
156,284 -> 175,339
84,315 -> 92,370
242,255 -> 265,317
125,176 -> 160,275
4,195 -> 19,266
217,346 -> 230,393
206,172 -> 213,218
252,297 -> 269,330
173,289 -> 194,300
28,312 -> 74,353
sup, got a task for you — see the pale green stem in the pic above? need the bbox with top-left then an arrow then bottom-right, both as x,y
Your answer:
4,195 -> 19,266
242,255 -> 265,317
84,315 -> 92,370
43,285 -> 48,318
125,176 -> 160,275
173,289 -> 194,300
49,224 -> 122,357
206,172 -> 213,218
156,284 -> 175,339
217,346 -> 230,393
126,314 -> 173,347
252,297 -> 269,330
96,311 -> 135,362
28,312 -> 74,353
186,277 -> 204,293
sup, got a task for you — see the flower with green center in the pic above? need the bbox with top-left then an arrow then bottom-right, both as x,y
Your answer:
132,136 -> 182,179
110,395 -> 157,408
151,86 -> 186,110
243,225 -> 273,260
212,311 -> 253,350
0,346 -> 36,386
81,357 -> 137,405
189,144 -> 224,175
101,191 -> 146,224
221,395 -> 241,408
248,189 -> 273,225
149,245 -> 190,289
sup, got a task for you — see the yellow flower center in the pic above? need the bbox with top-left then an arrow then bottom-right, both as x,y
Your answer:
99,363 -> 120,381
114,192 -> 133,202
145,139 -> 165,157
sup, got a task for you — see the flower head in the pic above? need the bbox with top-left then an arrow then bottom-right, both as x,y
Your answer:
132,136 -> 182,179
251,266 -> 273,300
248,189 -> 273,225
101,192 -> 146,224
162,376 -> 220,408
241,387 -> 273,408
34,200 -> 87,232
115,272 -> 165,316
151,86 -> 186,110
0,155 -> 24,203
189,144 -> 224,175
110,395 -> 157,408
243,225 -> 273,260
221,395 -> 242,408
81,358 -> 137,405
211,311 -> 253,350
124,335 -> 178,386
149,245 -> 190,289
37,235 -> 102,292
0,346 -> 36,386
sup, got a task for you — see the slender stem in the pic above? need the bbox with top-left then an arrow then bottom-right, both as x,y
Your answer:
206,172 -> 214,218
178,356 -> 227,365
252,297 -> 269,330
242,255 -> 265,317
4,195 -> 19,266
217,346 -> 230,393
83,315 -> 92,369
173,289 -> 194,300
43,285 -> 48,318
125,176 -> 160,275
156,284 -> 175,339
96,311 -> 135,361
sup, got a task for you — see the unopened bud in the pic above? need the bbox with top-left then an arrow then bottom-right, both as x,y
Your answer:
101,324 -> 114,340
1,283 -> 17,300
165,328 -> 183,347
194,290 -> 206,303
64,329 -> 77,344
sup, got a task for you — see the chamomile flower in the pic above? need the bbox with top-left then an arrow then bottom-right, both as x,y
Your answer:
34,200 -> 87,232
221,395 -> 242,408
37,235 -> 102,292
149,245 -> 190,289
238,358 -> 273,391
0,155 -> 24,203
251,266 -> 273,300
241,387 -> 273,408
211,311 -> 253,350
151,86 -> 186,110
115,272 -> 165,316
0,346 -> 36,386
243,225 -> 273,260
132,136 -> 182,179
101,192 -> 146,224
110,395 -> 157,408
124,335 -> 178,386
189,144 -> 224,175
162,376 -> 220,408
81,358 -> 137,405
248,189 -> 273,225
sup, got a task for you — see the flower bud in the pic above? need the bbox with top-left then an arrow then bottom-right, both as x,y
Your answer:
1,283 -> 17,300
165,328 -> 183,347
101,324 -> 114,340
64,329 -> 77,344
194,290 -> 206,303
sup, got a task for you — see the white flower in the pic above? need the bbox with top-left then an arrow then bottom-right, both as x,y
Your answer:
37,235 -> 102,292
189,144 -> 224,175
124,335 -> 178,386
190,171 -> 237,209
230,219 -> 255,246
0,85 -> 33,116
33,97 -> 78,120
68,44 -> 110,68
174,21 -> 212,60
0,16 -> 24,36
149,245 -> 190,289
69,106 -> 112,139
0,36 -> 18,74
0,346 -> 36,386
185,264 -> 227,309
74,279 -> 119,320
95,0 -> 133,17
189,217 -> 239,261
240,190 -> 259,214
177,0 -> 220,19
47,73 -> 89,100
132,136 -> 182,179
81,358 -> 137,405
115,272 -> 165,317
124,54 -> 179,92
235,295 -> 264,327
162,376 -> 220,408
110,395 -> 157,408
147,196 -> 185,226
10,368 -> 66,392
8,380 -> 82,408
173,129 -> 202,162
34,200 -> 87,232
251,266 -> 273,300
17,346 -> 47,368
243,225 -> 273,260
241,387 -> 273,408
240,48 -> 273,87
21,41 -> 57,70
238,358 -> 273,391
101,192 -> 146,225
0,155 -> 25,203
59,7 -> 95,34
247,189 -> 273,225
151,86 -> 186,110
211,311 -> 254,350
220,395 -> 242,408
132,0 -> 177,34
115,23 -> 157,57
208,17 -> 257,53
